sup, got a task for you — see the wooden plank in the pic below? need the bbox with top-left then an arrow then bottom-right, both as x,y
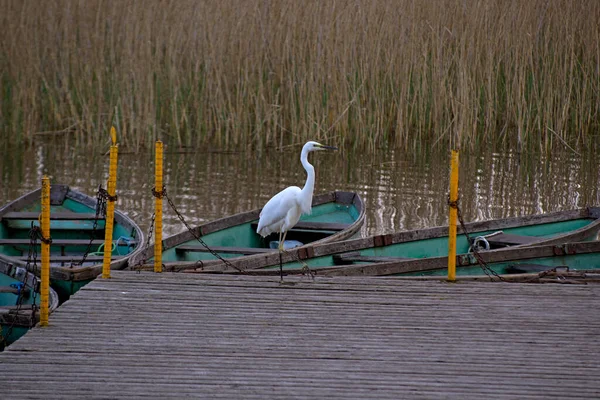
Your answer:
2,211 -> 103,221
504,263 -> 568,274
332,251 -> 414,265
0,239 -> 136,246
321,240 -> 600,277
1,272 -> 599,400
15,255 -> 125,262
333,190 -> 360,207
486,233 -> 540,247
0,305 -> 36,312
175,245 -> 274,255
251,221 -> 350,231
292,221 -> 350,231
0,312 -> 38,327
0,286 -> 31,295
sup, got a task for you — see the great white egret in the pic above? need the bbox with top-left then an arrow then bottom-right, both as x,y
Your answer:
257,141 -> 338,279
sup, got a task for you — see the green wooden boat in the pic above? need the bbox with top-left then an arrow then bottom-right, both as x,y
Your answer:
325,240 -> 600,280
128,191 -> 365,270
182,206 -> 600,275
0,259 -> 59,350
0,185 -> 143,301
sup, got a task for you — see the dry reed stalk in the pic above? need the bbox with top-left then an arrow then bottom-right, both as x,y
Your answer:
0,0 -> 598,151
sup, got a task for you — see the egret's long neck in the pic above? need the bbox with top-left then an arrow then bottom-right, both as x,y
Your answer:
300,147 -> 315,203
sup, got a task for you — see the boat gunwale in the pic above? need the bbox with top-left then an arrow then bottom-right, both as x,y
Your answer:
319,239 -> 600,277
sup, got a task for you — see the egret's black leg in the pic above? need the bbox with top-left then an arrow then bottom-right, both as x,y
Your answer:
279,250 -> 283,282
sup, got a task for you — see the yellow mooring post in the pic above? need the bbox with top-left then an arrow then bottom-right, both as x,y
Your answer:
447,150 -> 460,282
40,176 -> 51,326
102,127 -> 119,279
154,140 -> 164,273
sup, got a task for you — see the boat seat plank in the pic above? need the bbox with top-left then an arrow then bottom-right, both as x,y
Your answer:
292,221 -> 350,231
333,251 -> 415,265
505,263 -> 568,274
0,239 -> 136,246
176,245 -> 274,255
2,212 -> 103,221
484,233 -> 540,247
15,255 -> 126,262
0,286 -> 31,295
250,221 -> 350,232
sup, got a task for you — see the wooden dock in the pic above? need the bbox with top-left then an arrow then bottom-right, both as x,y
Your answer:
1,271 -> 599,399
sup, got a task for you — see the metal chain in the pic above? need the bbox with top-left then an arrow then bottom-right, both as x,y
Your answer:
27,224 -> 42,326
27,223 -> 40,266
99,186 -> 118,203
75,185 -> 108,266
448,194 -> 506,282
285,247 -> 315,279
135,210 -> 156,269
30,279 -> 38,329
513,260 -> 567,284
157,185 -> 243,273
29,224 -> 52,246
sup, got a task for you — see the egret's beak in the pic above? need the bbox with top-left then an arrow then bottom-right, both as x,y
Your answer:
316,144 -> 338,151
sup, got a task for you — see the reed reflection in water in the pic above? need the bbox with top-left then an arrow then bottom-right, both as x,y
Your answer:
1,139 -> 599,241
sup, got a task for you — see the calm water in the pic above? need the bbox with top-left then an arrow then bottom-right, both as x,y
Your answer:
1,138 -> 599,241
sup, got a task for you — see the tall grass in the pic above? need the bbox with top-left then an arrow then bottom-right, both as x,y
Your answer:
0,0 -> 598,151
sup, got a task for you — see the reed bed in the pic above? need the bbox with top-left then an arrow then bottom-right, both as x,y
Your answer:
0,0 -> 598,151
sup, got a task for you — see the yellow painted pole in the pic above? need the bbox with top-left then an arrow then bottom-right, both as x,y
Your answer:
40,176 -> 50,327
154,141 -> 164,273
102,127 -> 119,279
448,150 -> 459,282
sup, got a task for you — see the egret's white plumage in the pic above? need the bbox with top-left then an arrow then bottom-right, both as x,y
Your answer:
257,141 -> 337,250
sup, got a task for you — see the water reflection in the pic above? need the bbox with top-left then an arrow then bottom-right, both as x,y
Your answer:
1,137 -> 599,240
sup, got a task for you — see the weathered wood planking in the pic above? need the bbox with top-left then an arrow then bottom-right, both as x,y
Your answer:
1,272 -> 599,399
2,211 -> 102,220
0,238 -> 137,246
175,245 -> 275,255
